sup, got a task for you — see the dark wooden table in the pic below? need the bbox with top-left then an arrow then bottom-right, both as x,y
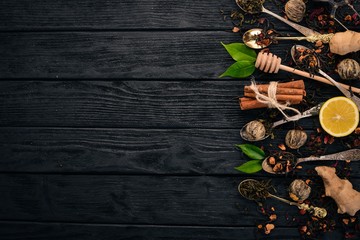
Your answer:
0,1 -> 359,239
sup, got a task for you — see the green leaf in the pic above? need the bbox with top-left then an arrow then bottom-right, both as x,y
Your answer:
219,61 -> 255,78
234,159 -> 263,174
221,42 -> 256,62
235,144 -> 265,160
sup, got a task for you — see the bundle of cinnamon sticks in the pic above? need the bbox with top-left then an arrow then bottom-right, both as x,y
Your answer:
239,80 -> 306,110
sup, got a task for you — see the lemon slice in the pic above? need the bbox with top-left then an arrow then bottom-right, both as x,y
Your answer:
319,97 -> 359,137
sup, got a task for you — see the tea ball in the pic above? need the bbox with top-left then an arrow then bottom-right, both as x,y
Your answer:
289,179 -> 311,201
285,0 -> 306,23
336,58 -> 360,80
285,129 -> 307,149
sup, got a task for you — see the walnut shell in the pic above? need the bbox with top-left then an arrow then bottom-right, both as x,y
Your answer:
336,58 -> 360,80
289,179 -> 311,201
285,0 -> 306,23
285,129 -> 307,149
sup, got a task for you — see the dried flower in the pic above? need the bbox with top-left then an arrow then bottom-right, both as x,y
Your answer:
278,143 -> 286,151
264,223 -> 275,234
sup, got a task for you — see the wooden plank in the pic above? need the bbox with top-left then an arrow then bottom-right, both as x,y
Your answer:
0,0 -> 310,31
0,31 -> 351,80
0,80 -> 344,128
0,221 -> 343,240
2,174 -> 358,227
0,127 -> 354,174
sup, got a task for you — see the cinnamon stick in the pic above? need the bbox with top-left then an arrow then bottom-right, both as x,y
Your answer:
239,97 -> 301,110
256,80 -> 305,89
243,92 -> 304,102
244,86 -> 306,96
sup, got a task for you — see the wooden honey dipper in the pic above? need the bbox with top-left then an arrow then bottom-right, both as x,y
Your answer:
255,51 -> 360,94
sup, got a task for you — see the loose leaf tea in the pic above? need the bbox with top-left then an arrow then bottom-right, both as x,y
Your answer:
238,179 -> 273,201
236,0 -> 265,14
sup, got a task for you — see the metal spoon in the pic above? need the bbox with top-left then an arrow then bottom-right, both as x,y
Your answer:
243,28 -> 334,49
235,0 -> 320,37
262,149 -> 360,174
312,0 -> 359,30
238,179 -> 327,218
240,103 -> 323,141
291,45 -> 360,110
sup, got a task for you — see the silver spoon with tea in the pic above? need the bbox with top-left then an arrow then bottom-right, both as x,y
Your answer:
235,0 -> 319,37
238,179 -> 327,218
262,149 -> 360,174
291,45 -> 360,110
242,28 -> 334,49
240,103 -> 323,141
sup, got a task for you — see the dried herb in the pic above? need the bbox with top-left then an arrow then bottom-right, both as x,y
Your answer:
266,151 -> 296,174
236,0 -> 264,14
238,179 -> 273,201
293,46 -> 320,76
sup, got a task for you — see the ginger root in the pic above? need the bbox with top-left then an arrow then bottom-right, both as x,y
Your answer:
330,30 -> 360,55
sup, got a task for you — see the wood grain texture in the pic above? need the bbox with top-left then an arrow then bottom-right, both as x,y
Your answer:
0,80 -> 344,128
0,221 -> 343,240
0,0 -> 303,31
3,31 -> 356,80
1,174 -> 356,228
0,31 -> 277,79
0,127 -> 353,174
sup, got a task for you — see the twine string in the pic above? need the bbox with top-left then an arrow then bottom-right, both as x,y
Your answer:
249,79 -> 301,120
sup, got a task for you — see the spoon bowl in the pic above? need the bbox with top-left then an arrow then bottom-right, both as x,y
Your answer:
261,149 -> 360,174
242,28 -> 269,49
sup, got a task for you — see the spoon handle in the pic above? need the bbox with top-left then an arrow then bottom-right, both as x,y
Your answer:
297,149 -> 360,164
278,65 -> 360,94
268,193 -> 327,218
273,36 -> 309,41
268,193 -> 299,206
271,103 -> 323,128
262,7 -> 320,37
